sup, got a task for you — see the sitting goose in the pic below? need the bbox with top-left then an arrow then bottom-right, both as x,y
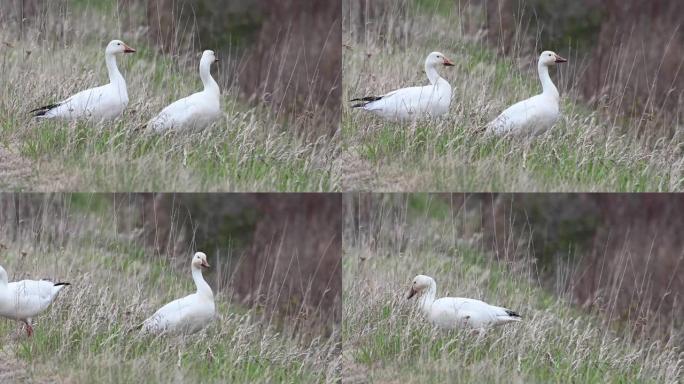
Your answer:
486,51 -> 567,136
407,274 -> 521,332
30,39 -> 136,121
141,252 -> 216,335
0,265 -> 70,336
351,52 -> 454,121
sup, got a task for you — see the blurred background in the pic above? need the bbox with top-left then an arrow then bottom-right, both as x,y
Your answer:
1,0 -> 341,138
349,193 -> 684,343
0,193 -> 341,334
345,0 -> 683,142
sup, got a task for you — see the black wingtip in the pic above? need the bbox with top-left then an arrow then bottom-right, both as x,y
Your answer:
350,96 -> 382,103
54,282 -> 70,287
506,309 -> 521,318
29,103 -> 60,117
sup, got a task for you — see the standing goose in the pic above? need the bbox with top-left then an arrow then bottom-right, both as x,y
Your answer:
407,275 -> 521,333
0,265 -> 70,336
486,51 -> 567,136
147,50 -> 221,132
351,52 -> 455,121
142,252 -> 216,335
30,39 -> 136,121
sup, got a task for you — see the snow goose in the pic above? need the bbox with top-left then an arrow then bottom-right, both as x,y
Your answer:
30,39 -> 136,121
407,275 -> 521,333
147,50 -> 221,132
142,252 -> 216,335
350,52 -> 454,121
0,265 -> 70,336
486,51 -> 567,136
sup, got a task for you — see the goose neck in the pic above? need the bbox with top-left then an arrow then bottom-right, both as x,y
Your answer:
538,62 -> 559,100
0,266 -> 7,287
192,265 -> 213,299
425,63 -> 441,85
200,61 -> 220,96
419,281 -> 437,315
105,53 -> 125,87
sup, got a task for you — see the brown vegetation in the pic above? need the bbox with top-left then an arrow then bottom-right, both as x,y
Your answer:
482,0 -> 684,138
480,193 -> 684,341
135,193 -> 342,334
146,0 -> 341,138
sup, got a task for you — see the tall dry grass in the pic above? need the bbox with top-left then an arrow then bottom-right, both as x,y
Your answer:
0,193 -> 341,383
342,193 -> 683,383
341,0 -> 682,191
0,1 -> 338,191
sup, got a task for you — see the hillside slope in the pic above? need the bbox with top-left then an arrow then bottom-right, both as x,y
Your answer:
0,196 -> 339,383
342,195 -> 682,383
341,5 -> 681,192
0,4 -> 335,191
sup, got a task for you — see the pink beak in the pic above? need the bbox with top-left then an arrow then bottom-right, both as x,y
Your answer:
554,54 -> 567,63
123,44 -> 136,53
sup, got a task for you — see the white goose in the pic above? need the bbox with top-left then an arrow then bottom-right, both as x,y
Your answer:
30,39 -> 136,121
142,252 -> 216,335
147,50 -> 221,132
351,52 -> 454,121
407,275 -> 521,332
0,265 -> 70,336
486,51 -> 567,136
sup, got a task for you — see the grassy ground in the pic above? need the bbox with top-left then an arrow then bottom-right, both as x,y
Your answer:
342,194 -> 683,383
341,6 -> 682,191
0,196 -> 340,383
0,5 -> 336,192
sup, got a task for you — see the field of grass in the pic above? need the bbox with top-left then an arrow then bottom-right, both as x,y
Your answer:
0,4 -> 337,192
342,194 -> 683,383
0,195 -> 340,383
341,5 -> 682,191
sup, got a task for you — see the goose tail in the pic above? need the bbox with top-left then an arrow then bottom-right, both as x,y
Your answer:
29,103 -> 61,118
350,96 -> 382,108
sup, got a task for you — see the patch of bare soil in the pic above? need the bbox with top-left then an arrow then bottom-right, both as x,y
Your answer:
0,344 -> 27,383
0,143 -> 75,191
335,145 -> 377,191
0,145 -> 35,190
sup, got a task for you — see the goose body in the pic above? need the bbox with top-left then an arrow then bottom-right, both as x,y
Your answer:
487,51 -> 567,136
407,275 -> 521,331
0,265 -> 69,336
30,40 -> 136,122
351,52 -> 454,121
148,50 -> 221,132
142,252 -> 215,335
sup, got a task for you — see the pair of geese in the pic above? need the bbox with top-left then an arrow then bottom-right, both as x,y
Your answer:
0,252 -> 215,336
352,50 -> 568,136
0,260 -> 520,336
30,40 -> 221,132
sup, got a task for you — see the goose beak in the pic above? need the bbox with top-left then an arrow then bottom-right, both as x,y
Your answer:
407,287 -> 417,299
201,260 -> 210,269
123,44 -> 136,53
554,54 -> 567,63
443,57 -> 455,67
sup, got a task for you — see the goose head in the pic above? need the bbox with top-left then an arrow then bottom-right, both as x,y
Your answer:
406,274 -> 435,299
426,52 -> 455,68
201,50 -> 219,67
106,40 -> 136,55
191,252 -> 211,270
539,50 -> 567,66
